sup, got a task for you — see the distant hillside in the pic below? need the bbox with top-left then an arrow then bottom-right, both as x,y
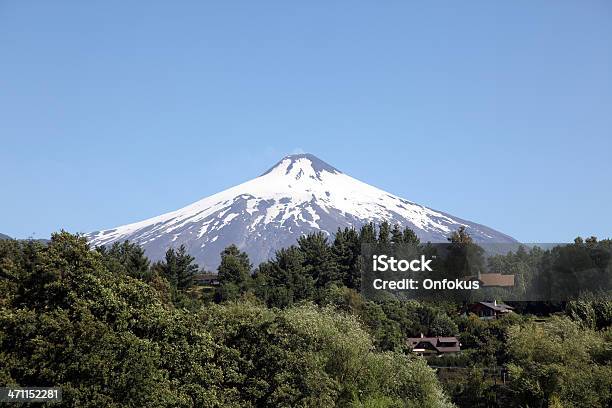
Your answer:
0,233 -> 50,244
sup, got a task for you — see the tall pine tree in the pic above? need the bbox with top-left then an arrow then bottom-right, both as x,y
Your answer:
156,244 -> 199,290
332,227 -> 361,289
297,232 -> 339,287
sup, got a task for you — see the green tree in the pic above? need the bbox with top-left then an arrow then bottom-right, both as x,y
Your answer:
507,316 -> 612,408
402,227 -> 421,246
218,245 -> 251,284
332,227 -> 361,289
98,240 -> 151,279
359,222 -> 377,244
378,221 -> 391,244
298,232 -> 339,287
200,302 -> 453,408
155,244 -> 199,290
446,226 -> 485,280
267,246 -> 314,306
0,232 -> 240,407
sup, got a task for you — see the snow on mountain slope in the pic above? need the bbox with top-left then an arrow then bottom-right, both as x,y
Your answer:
86,154 -> 516,269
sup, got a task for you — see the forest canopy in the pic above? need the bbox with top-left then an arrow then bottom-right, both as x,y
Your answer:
0,226 -> 610,408
0,232 -> 452,407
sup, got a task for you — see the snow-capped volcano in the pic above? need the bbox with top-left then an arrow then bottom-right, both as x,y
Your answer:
87,154 -> 516,269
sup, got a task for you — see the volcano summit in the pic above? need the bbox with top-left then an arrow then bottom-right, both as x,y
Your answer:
87,154 -> 516,269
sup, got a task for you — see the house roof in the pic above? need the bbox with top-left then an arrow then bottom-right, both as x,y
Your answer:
479,273 -> 515,287
436,337 -> 459,343
407,336 -> 461,353
477,301 -> 514,312
461,273 -> 515,287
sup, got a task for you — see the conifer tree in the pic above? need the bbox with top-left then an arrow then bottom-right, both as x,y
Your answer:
332,227 -> 361,289
446,227 -> 484,280
391,224 -> 404,244
157,244 -> 199,290
217,244 -> 251,288
402,227 -> 421,246
359,223 -> 377,244
264,246 -> 314,306
102,241 -> 150,279
298,232 -> 339,287
378,221 -> 391,244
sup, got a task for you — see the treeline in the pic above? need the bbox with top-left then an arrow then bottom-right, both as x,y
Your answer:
1,226 -> 611,408
217,223 -> 419,305
486,236 -> 612,303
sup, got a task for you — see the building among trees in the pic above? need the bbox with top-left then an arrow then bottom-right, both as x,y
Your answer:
468,300 -> 514,320
407,334 -> 461,356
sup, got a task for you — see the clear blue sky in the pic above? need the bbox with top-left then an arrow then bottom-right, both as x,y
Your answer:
1,1 -> 611,242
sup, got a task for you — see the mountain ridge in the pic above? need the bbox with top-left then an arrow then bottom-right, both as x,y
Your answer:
87,154 -> 516,269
